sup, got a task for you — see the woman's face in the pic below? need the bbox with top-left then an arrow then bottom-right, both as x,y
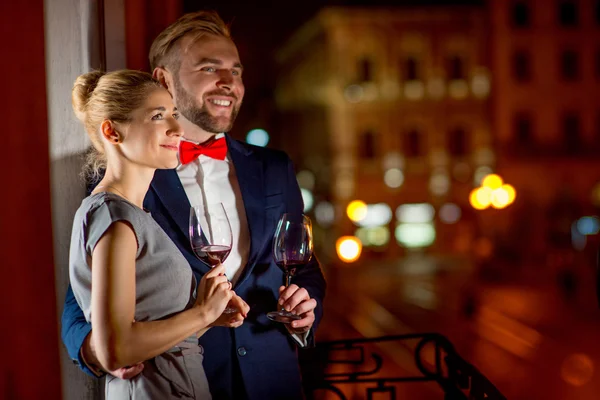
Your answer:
118,87 -> 182,170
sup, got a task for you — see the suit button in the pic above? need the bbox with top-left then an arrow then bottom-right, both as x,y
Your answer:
237,347 -> 247,356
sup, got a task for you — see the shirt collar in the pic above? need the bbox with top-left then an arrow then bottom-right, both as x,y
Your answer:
180,132 -> 225,145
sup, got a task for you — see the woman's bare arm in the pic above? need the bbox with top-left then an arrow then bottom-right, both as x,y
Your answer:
91,221 -> 231,371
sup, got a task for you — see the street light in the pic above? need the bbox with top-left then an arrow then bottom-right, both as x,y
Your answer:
470,174 -> 516,210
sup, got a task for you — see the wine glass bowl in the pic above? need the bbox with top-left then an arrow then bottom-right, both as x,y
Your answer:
189,203 -> 236,313
267,213 -> 313,323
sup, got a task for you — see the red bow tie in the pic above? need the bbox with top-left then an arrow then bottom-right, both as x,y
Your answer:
179,137 -> 228,164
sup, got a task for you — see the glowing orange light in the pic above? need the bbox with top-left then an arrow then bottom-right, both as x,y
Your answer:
336,236 -> 362,263
481,174 -> 503,190
470,187 -> 492,210
503,184 -> 516,205
491,187 -> 510,209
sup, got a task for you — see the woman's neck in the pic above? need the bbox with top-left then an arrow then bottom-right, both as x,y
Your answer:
93,164 -> 154,209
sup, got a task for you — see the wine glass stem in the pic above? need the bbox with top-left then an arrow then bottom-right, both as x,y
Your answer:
280,270 -> 293,312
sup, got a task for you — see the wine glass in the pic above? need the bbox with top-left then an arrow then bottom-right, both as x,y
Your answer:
189,203 -> 236,313
267,213 -> 314,323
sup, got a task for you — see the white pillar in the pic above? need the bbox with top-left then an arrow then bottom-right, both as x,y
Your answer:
44,0 -> 125,398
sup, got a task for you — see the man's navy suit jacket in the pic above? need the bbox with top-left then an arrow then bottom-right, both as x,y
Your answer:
61,136 -> 327,400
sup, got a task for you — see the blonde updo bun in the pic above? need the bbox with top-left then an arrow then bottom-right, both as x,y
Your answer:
72,70 -> 105,124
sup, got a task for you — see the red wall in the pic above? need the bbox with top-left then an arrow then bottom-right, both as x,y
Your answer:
0,2 -> 62,399
125,0 -> 183,71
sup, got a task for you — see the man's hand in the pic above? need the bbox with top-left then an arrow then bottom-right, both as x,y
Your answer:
278,284 -> 316,334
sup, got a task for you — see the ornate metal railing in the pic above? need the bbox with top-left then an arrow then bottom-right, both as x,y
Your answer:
300,333 -> 506,400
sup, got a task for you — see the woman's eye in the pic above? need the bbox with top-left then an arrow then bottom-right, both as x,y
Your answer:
151,113 -> 163,120
173,113 -> 180,120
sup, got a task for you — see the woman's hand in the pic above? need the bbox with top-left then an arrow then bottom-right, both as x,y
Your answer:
194,264 -> 233,324
209,294 -> 250,328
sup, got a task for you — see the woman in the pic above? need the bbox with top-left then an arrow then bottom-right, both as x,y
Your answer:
68,70 -> 247,398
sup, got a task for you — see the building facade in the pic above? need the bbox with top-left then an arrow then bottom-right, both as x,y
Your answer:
275,6 -> 491,257
490,0 -> 600,263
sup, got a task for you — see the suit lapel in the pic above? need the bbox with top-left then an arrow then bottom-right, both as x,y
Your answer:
227,136 -> 266,285
150,169 -> 191,241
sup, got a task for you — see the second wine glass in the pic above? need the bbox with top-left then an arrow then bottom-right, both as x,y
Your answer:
189,203 -> 236,313
267,213 -> 314,324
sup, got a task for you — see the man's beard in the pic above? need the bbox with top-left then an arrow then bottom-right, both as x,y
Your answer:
173,79 -> 240,134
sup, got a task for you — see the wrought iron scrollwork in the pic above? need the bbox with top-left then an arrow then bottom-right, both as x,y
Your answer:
300,333 -> 507,400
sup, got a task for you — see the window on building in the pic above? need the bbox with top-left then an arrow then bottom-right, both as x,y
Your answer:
358,58 -> 373,82
561,50 -> 579,81
447,56 -> 466,80
403,57 -> 420,81
563,112 -> 581,153
514,112 -> 533,146
403,129 -> 423,158
512,1 -> 531,27
558,0 -> 578,27
513,50 -> 531,82
359,131 -> 376,159
448,128 -> 468,157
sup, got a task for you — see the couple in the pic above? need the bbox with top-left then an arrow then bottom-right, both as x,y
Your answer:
63,10 -> 326,400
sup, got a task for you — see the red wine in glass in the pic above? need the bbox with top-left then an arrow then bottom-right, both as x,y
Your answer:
189,204 -> 236,313
194,245 -> 231,267
267,213 -> 313,324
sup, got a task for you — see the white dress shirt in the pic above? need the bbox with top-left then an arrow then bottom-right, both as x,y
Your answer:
177,134 -> 250,286
177,134 -> 309,347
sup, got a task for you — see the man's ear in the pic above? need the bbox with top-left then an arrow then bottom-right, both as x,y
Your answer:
153,67 -> 173,95
100,120 -> 121,144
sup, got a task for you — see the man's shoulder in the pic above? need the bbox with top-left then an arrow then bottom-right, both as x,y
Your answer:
230,138 -> 290,164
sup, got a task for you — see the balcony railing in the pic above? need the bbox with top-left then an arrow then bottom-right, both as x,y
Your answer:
300,333 -> 506,400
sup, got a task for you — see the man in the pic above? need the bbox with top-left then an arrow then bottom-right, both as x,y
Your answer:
62,11 -> 326,400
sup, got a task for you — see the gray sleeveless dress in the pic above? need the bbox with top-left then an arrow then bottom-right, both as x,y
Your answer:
69,192 -> 211,399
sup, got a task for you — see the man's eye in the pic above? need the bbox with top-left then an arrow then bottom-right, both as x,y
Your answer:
151,113 -> 163,120
202,67 -> 216,72
173,113 -> 180,120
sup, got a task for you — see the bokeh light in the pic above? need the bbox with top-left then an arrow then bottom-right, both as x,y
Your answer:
396,203 -> 435,223
297,170 -> 315,191
470,187 -> 492,210
300,188 -> 313,212
482,174 -> 503,190
395,223 -> 436,248
384,168 -> 404,189
344,84 -> 364,103
315,202 -> 335,227
336,236 -> 362,263
355,226 -> 390,247
246,128 -> 269,147
490,187 -> 510,209
439,203 -> 461,224
356,203 -> 393,228
347,200 -> 367,222
576,216 -> 600,236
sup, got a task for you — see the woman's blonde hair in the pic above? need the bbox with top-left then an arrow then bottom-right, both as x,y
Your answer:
149,10 -> 231,72
72,70 -> 161,179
